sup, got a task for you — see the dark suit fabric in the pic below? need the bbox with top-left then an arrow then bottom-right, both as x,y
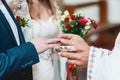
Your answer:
0,0 -> 39,80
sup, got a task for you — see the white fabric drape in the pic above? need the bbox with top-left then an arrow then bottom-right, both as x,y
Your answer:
87,32 -> 120,80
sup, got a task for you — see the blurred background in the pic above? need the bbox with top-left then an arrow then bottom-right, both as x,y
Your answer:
59,0 -> 120,50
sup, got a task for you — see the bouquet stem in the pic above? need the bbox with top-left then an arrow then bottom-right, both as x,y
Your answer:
66,64 -> 80,80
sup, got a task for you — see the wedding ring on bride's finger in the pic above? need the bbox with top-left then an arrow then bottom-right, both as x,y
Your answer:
53,46 -> 77,53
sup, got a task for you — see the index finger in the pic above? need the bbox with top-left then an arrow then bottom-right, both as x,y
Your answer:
58,34 -> 73,39
47,38 -> 60,44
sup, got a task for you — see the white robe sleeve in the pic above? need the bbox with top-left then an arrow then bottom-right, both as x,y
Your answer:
87,32 -> 120,80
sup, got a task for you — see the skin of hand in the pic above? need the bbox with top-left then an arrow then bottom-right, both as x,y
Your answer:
30,37 -> 60,54
58,34 -> 90,69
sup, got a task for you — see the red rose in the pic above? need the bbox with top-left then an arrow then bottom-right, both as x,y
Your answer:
79,17 -> 88,27
64,23 -> 71,29
70,14 -> 76,20
21,20 -> 25,24
22,19 -> 25,24
91,20 -> 97,29
16,16 -> 20,21
64,17 -> 69,22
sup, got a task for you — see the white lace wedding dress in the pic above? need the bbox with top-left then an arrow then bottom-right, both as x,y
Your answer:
24,16 -> 68,80
23,16 -> 67,80
6,0 -> 67,80
23,16 -> 60,80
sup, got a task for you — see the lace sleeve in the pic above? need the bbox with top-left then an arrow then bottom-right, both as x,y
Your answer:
6,0 -> 13,3
13,0 -> 31,19
6,0 -> 30,20
6,0 -> 20,13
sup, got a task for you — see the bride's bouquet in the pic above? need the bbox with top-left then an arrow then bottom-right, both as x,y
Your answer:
60,10 -> 98,80
60,10 -> 97,37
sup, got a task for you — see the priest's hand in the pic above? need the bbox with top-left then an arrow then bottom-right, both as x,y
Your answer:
58,46 -> 89,69
58,34 -> 90,69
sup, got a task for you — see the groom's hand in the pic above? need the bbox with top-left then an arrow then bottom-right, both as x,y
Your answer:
30,37 -> 60,54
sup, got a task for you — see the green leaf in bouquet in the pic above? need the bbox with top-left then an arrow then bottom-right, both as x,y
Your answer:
75,27 -> 79,34
70,28 -> 76,34
61,21 -> 67,25
62,28 -> 69,33
60,24 -> 64,28
60,11 -> 64,15
73,68 -> 78,76
70,20 -> 77,26
80,26 -> 84,30
76,13 -> 83,18
78,31 -> 84,37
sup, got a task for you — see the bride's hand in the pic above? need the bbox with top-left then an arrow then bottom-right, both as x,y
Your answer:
30,37 -> 60,54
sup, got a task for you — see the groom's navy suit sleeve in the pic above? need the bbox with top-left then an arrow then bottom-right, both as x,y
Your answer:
0,42 -> 39,78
